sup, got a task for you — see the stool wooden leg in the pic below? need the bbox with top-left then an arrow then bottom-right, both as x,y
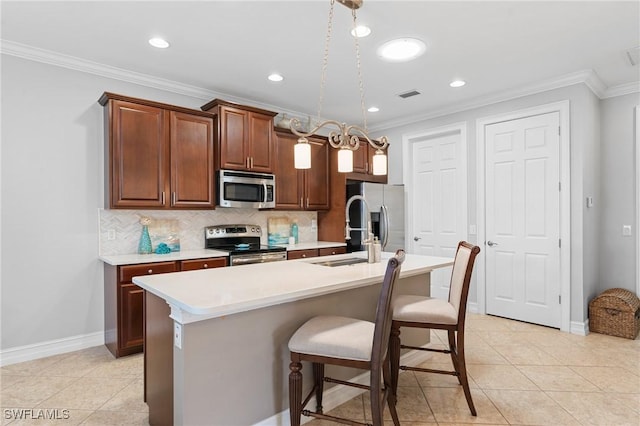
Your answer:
448,330 -> 461,384
313,362 -> 324,413
289,360 -> 303,426
456,329 -> 476,416
383,356 -> 400,426
389,324 -> 401,400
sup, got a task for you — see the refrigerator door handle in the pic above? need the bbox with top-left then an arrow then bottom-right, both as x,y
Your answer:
380,204 -> 389,249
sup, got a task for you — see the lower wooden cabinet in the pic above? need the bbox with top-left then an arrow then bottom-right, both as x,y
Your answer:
104,257 -> 227,358
287,246 -> 347,260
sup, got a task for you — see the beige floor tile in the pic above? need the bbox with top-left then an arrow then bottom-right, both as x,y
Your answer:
493,343 -> 564,366
36,377 -> 132,410
547,390 -> 640,426
0,354 -> 72,377
0,375 -> 27,390
484,389 -> 580,425
99,379 -> 148,413
413,362 -> 478,389
610,392 -> 640,412
465,344 -> 509,365
322,395 -> 365,421
570,366 -> 640,393
0,376 -> 78,407
3,409 -> 93,425
79,410 -> 149,425
38,354 -> 111,378
397,370 -> 420,387
422,387 -> 507,424
84,354 -> 143,379
517,365 -> 600,392
467,364 -> 538,390
363,386 -> 435,423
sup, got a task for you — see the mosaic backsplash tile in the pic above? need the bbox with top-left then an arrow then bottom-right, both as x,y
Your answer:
99,208 -> 318,256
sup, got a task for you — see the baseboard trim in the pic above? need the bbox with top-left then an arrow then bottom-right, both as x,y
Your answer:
570,319 -> 590,336
252,347 -> 433,426
467,302 -> 479,314
0,332 -> 105,367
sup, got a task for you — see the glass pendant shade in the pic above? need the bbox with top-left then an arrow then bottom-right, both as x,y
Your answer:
337,148 -> 354,173
294,139 -> 311,169
372,150 -> 387,175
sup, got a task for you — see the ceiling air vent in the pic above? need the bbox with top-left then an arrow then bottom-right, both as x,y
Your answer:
397,89 -> 421,99
626,46 -> 640,66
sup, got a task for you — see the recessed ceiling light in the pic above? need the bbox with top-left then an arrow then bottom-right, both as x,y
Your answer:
351,25 -> 371,38
148,38 -> 170,49
450,80 -> 466,88
268,73 -> 284,82
377,38 -> 426,62
367,106 -> 380,113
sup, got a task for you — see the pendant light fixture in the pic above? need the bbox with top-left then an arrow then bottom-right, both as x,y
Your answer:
291,0 -> 388,175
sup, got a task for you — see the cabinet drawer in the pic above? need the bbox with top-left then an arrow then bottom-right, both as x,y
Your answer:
181,257 -> 228,271
119,261 -> 179,283
319,246 -> 347,257
287,249 -> 319,260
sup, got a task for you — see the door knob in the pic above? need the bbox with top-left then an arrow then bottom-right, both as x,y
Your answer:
487,241 -> 499,247
414,236 -> 422,241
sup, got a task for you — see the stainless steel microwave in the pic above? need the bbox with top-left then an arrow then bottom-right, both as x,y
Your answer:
217,169 -> 276,209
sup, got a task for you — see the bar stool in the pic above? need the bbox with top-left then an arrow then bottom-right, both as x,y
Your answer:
389,242 -> 480,416
288,250 -> 405,426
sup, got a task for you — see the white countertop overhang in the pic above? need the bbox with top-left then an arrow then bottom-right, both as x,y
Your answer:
133,252 -> 453,324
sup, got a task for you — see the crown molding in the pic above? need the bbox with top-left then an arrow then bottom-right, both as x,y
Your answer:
370,69 -> 606,132
3,40 -> 638,132
602,81 -> 640,99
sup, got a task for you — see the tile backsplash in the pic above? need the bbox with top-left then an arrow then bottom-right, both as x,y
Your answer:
99,208 -> 318,256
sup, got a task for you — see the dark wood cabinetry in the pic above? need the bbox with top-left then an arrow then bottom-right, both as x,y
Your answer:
104,257 -> 227,358
318,148 -> 348,242
201,99 -> 277,172
319,246 -> 347,256
100,93 -> 215,209
274,130 -> 330,210
287,246 -> 346,260
348,144 -> 388,184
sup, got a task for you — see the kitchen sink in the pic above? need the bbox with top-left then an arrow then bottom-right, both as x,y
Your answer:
311,257 -> 370,267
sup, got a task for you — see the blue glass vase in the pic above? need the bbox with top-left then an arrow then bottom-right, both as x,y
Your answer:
138,225 -> 152,254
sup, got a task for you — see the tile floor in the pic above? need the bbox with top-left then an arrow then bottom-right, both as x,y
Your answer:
1,314 -> 638,425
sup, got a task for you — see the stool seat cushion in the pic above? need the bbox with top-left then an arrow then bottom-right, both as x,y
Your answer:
288,316 -> 374,361
392,295 -> 457,325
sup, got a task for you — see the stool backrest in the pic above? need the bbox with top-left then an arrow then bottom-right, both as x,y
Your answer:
371,249 -> 406,370
448,242 -> 481,324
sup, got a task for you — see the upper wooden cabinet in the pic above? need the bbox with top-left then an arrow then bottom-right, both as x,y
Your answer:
100,93 -> 215,209
274,130 -> 330,211
201,99 -> 277,173
348,143 -> 388,184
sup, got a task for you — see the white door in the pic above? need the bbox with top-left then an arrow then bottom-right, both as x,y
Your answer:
411,131 -> 467,299
485,112 -> 561,328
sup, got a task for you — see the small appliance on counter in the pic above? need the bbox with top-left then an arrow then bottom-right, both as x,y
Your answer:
204,224 -> 286,266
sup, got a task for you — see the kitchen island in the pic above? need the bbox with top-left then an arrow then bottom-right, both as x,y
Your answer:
134,251 -> 453,425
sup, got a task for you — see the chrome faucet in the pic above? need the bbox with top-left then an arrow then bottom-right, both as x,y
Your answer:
345,195 -> 375,262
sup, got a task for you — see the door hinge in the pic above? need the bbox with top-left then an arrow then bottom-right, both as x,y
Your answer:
559,238 -> 561,248
559,295 -> 561,304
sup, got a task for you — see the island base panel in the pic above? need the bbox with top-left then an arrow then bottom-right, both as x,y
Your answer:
171,273 -> 430,425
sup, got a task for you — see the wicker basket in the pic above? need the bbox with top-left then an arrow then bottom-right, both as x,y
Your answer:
589,288 -> 640,339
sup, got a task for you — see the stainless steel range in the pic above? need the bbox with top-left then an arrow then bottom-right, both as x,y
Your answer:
204,224 -> 287,266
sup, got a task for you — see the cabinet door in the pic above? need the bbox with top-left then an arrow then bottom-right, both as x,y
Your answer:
170,112 -> 215,208
274,132 -> 304,210
119,283 -> 144,351
219,106 -> 248,170
319,246 -> 347,256
352,143 -> 369,174
248,113 -> 274,172
110,100 -> 168,208
305,139 -> 330,210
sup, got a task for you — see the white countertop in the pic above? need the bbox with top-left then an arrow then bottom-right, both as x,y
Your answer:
99,241 -> 346,265
133,252 -> 453,324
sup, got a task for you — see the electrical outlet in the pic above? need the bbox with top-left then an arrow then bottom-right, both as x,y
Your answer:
174,323 -> 182,349
311,219 -> 317,230
107,229 -> 116,240
622,225 -> 632,236
586,197 -> 594,208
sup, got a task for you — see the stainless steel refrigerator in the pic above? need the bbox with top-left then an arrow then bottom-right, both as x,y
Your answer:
346,182 -> 405,253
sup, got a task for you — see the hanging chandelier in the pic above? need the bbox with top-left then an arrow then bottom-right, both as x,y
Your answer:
291,0 -> 389,175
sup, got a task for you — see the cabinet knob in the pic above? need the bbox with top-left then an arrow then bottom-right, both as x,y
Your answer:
302,254 -> 306,258
203,264 -> 208,268
147,269 -> 153,274
332,251 -> 336,255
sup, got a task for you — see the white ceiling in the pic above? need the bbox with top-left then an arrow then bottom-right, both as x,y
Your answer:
2,1 -> 639,129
